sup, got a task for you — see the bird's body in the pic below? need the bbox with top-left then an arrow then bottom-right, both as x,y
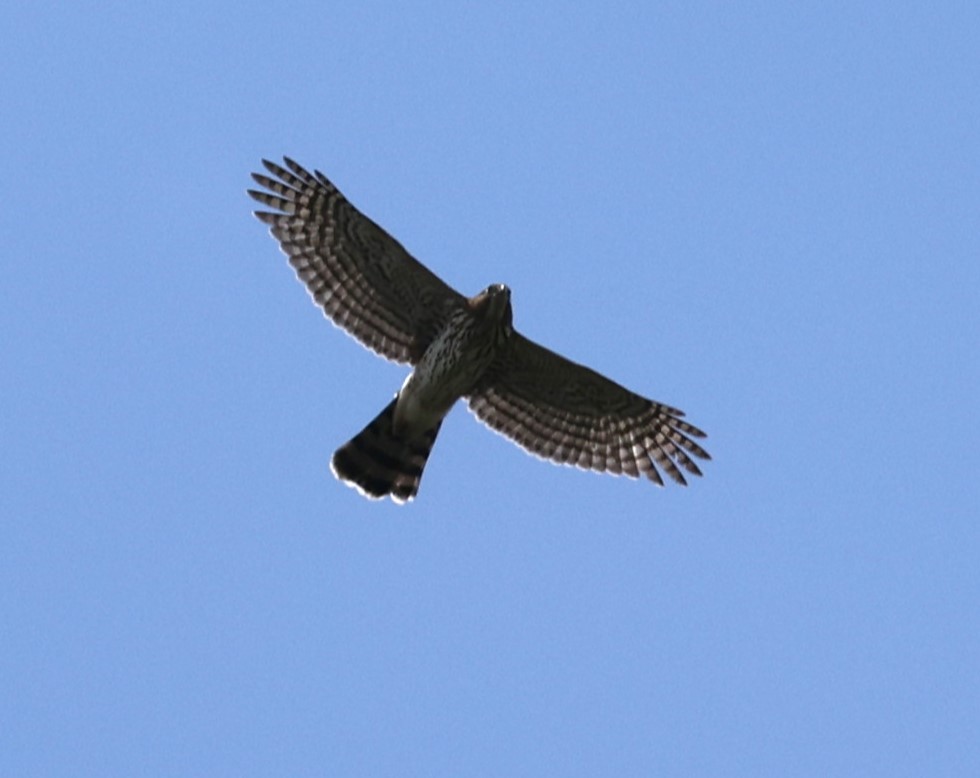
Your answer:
249,158 -> 710,503
333,285 -> 514,501
397,284 -> 514,431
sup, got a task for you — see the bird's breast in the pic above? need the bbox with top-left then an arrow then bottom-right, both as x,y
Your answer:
395,314 -> 502,431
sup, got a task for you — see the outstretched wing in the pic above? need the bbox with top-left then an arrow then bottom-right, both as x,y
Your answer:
249,158 -> 466,364
468,333 -> 710,485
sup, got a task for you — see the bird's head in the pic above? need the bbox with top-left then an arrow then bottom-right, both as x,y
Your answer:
468,283 -> 513,330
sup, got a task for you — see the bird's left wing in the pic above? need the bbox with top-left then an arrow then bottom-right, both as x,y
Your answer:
467,333 -> 710,485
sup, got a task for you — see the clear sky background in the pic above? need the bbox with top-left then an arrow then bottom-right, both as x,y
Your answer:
3,2 -> 979,776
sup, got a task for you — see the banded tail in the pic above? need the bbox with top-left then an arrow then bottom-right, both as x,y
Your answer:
330,398 -> 442,503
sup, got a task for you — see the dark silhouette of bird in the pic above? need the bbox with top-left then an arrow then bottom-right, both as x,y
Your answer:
249,158 -> 709,502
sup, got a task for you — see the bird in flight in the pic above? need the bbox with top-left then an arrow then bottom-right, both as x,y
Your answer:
249,158 -> 709,503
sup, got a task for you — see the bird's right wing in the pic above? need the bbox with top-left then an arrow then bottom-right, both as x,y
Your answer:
249,158 -> 466,364
467,333 -> 710,485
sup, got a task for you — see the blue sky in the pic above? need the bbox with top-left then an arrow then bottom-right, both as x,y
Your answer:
3,2 -> 979,775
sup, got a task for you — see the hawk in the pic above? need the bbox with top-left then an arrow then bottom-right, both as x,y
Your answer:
249,158 -> 710,503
